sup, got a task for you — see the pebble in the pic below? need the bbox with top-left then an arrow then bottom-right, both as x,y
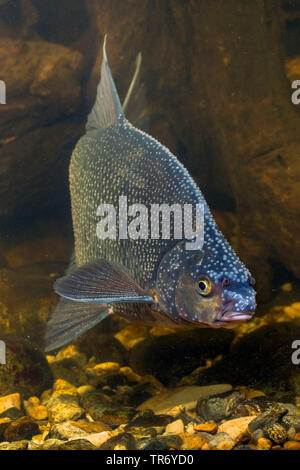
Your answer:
26,405 -> 48,421
0,393 -> 21,414
180,433 -> 208,450
281,414 -> 300,431
248,404 -> 287,433
256,437 -> 272,450
208,432 -> 235,450
194,422 -> 218,433
0,417 -> 11,438
98,432 -> 137,450
263,423 -> 287,444
218,416 -> 256,444
0,440 -> 29,450
138,384 -> 232,414
3,416 -> 39,441
164,419 -> 184,435
196,390 -> 244,422
284,440 -> 300,450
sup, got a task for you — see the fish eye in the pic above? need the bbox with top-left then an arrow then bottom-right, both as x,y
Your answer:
196,278 -> 212,296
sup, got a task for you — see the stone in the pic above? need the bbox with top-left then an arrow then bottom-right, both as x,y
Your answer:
0,417 -> 11,438
208,432 -> 235,450
98,432 -> 137,450
263,423 -> 288,444
26,405 -> 48,421
284,440 -> 300,450
281,414 -> 300,432
81,391 -> 135,426
0,440 -> 29,450
0,336 -> 53,398
47,392 -> 84,424
194,422 -> 218,433
114,324 -> 149,350
218,416 -> 255,443
164,419 -> 184,435
256,437 -> 273,450
196,390 -> 245,422
0,393 -> 21,414
248,404 -> 288,433
69,431 -> 111,447
60,438 -> 96,450
3,416 -> 39,441
180,433 -> 208,450
129,330 -> 234,384
138,384 -> 232,414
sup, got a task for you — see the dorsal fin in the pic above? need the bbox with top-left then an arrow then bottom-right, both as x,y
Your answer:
86,35 -> 123,132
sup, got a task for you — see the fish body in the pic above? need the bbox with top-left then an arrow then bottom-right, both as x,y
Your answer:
45,37 -> 256,352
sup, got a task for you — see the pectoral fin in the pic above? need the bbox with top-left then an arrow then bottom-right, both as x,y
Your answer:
54,259 -> 154,304
45,298 -> 111,352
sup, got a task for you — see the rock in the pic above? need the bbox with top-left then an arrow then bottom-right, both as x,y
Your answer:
76,333 -> 127,366
0,393 -> 21,415
196,323 -> 300,393
26,405 -> 48,421
129,329 -> 234,384
119,367 -> 142,383
194,422 -> 218,434
231,396 -> 277,418
284,440 -> 300,450
3,416 -> 39,441
125,410 -> 172,432
263,423 -> 287,444
47,385 -> 84,424
49,421 -> 89,440
114,324 -> 149,350
42,438 -> 64,450
218,416 -> 255,444
98,432 -> 137,450
196,390 -> 245,422
137,438 -> 168,450
0,37 -> 84,218
81,391 -> 135,426
256,437 -> 273,450
0,440 -> 29,450
67,420 -> 111,434
208,432 -> 235,450
248,404 -> 288,433
59,438 -> 96,450
249,428 -> 264,444
0,417 -> 11,438
0,407 -> 23,420
69,431 -> 112,447
138,384 -> 232,414
77,385 -> 95,396
47,400 -> 84,424
281,414 -> 300,432
48,356 -> 88,387
180,433 -> 208,450
0,336 -> 53,398
164,419 -> 184,435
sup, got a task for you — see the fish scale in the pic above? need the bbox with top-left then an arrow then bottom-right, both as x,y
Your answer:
45,37 -> 256,352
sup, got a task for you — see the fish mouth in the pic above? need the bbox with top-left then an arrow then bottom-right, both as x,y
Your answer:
218,301 -> 254,323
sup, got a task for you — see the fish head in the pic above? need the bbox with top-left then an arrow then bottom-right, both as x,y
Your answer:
155,240 -> 256,328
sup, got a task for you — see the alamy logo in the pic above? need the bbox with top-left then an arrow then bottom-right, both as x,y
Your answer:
0,80 -> 6,104
96,196 -> 205,250
0,340 -> 6,364
291,80 -> 300,105
292,340 -> 300,365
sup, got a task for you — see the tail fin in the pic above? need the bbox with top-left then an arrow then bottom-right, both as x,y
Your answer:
86,35 -> 123,132
44,298 -> 111,352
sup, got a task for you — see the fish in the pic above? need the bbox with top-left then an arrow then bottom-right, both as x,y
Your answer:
45,36 -> 256,352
